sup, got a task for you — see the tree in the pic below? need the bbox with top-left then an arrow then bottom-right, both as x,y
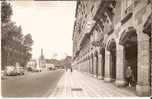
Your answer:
23,34 -> 33,51
1,1 -> 34,69
1,22 -> 25,68
23,34 -> 33,66
1,2 -> 15,68
1,1 -> 13,23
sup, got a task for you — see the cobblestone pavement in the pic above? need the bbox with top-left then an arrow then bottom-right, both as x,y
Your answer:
50,70 -> 137,97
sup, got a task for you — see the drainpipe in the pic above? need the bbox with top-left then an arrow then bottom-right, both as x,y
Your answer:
150,27 -> 152,95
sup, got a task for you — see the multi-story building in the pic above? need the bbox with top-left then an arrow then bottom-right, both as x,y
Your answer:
72,0 -> 151,96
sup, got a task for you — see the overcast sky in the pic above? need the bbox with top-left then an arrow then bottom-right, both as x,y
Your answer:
10,1 -> 76,60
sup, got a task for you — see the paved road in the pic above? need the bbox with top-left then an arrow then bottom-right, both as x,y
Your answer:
2,69 -> 64,97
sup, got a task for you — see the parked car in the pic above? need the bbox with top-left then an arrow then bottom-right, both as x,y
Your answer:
27,67 -> 41,72
16,66 -> 24,75
5,66 -> 17,76
48,67 -> 56,71
36,68 -> 42,72
1,70 -> 5,76
1,70 -> 7,79
32,68 -> 41,72
27,67 -> 33,72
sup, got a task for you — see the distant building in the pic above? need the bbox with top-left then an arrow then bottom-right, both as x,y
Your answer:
27,59 -> 37,69
45,63 -> 54,70
45,59 -> 62,69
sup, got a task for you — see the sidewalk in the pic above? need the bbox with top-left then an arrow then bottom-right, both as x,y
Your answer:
50,70 -> 136,97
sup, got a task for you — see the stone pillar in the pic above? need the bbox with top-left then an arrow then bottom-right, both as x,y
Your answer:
115,44 -> 126,87
88,57 -> 90,74
87,58 -> 90,73
88,58 -> 90,73
88,57 -> 90,73
97,54 -> 103,80
150,32 -> 152,96
90,57 -> 92,74
91,56 -> 94,74
90,56 -> 93,74
104,50 -> 112,82
93,56 -> 97,77
136,32 -> 150,96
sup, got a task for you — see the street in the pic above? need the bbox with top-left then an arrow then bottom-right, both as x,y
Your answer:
1,0 -> 151,97
2,69 -> 64,97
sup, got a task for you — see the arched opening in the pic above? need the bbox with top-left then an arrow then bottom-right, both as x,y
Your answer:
107,39 -> 116,81
119,27 -> 137,87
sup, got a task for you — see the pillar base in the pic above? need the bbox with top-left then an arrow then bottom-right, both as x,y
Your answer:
104,77 -> 112,82
115,80 -> 127,87
136,84 -> 150,96
97,75 -> 104,80
89,73 -> 93,76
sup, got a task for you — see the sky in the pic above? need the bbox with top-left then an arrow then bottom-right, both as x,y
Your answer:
10,1 -> 76,60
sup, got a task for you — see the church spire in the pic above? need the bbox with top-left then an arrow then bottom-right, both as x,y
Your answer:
40,48 -> 44,59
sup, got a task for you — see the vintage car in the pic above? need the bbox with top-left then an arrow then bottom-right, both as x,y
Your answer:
32,68 -> 41,72
5,66 -> 17,76
16,66 -> 25,75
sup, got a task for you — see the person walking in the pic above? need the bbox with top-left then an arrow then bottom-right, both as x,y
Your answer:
70,67 -> 73,73
125,66 -> 132,87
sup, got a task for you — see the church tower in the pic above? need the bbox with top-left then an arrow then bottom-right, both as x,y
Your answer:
40,49 -> 44,60
39,49 -> 46,70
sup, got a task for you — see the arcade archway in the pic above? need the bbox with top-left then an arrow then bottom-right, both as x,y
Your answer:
119,27 -> 137,86
107,39 -> 116,81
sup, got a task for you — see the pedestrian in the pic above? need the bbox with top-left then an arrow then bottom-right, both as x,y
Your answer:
70,67 -> 73,73
125,66 -> 132,87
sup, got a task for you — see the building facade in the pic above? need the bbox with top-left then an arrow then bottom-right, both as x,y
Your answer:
27,59 -> 37,69
72,0 -> 151,96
